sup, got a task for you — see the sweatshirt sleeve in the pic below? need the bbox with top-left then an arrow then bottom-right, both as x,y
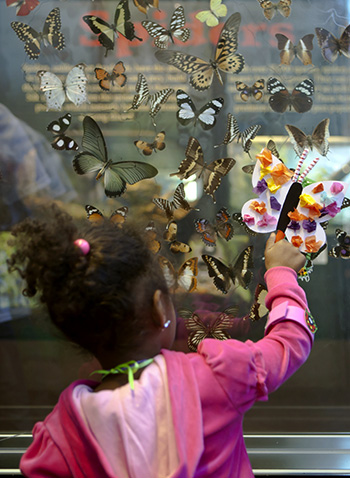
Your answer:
197,266 -> 316,414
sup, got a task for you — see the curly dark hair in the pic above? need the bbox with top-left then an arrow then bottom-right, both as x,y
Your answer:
7,204 -> 168,357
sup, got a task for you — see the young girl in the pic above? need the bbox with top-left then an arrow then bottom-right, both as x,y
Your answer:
9,204 -> 314,478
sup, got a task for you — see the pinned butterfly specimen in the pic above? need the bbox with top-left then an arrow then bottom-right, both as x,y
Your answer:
37,63 -> 88,111
244,283 -> 268,321
133,0 -> 159,16
73,116 -> 158,198
85,204 -> 128,226
163,221 -> 192,254
267,77 -> 314,113
141,6 -> 190,49
329,229 -> 350,259
11,7 -> 64,59
257,0 -> 291,20
94,61 -> 127,91
158,256 -> 198,292
153,182 -> 197,220
194,207 -> 234,247
195,0 -> 227,27
134,131 -> 166,156
179,306 -> 238,352
176,90 -> 224,130
235,79 -> 265,101
315,25 -> 350,63
285,119 -> 330,157
215,114 -> 261,154
6,0 -> 39,16
155,12 -> 244,91
145,221 -> 161,254
170,137 -> 236,203
275,33 -> 314,65
47,113 -> 78,151
83,0 -> 142,57
127,73 -> 174,127
202,246 -> 254,294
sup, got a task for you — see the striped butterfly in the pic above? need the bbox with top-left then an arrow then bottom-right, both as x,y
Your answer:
133,0 -> 159,16
6,0 -> 39,16
83,0 -> 142,57
163,221 -> 192,254
267,77 -> 314,113
176,90 -> 224,130
158,256 -> 198,292
73,116 -> 158,198
275,33 -> 314,65
235,79 -> 265,101
134,131 -> 166,156
153,182 -> 197,220
195,0 -> 227,27
155,12 -> 244,91
202,246 -> 254,294
47,113 -> 78,151
94,61 -> 127,91
11,7 -> 64,59
215,114 -> 261,154
315,25 -> 350,63
179,306 -> 238,352
85,204 -> 128,226
285,119 -> 330,157
126,73 -> 174,126
257,0 -> 291,20
37,63 -> 88,111
170,137 -> 236,203
141,6 -> 190,49
194,207 -> 234,247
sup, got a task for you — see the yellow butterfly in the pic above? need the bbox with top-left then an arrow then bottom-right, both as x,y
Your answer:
195,0 -> 227,27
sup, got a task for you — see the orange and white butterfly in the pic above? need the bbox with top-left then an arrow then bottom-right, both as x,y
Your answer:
94,61 -> 127,91
134,131 -> 165,156
163,221 -> 192,254
145,221 -> 161,254
85,205 -> 128,226
158,256 -> 198,292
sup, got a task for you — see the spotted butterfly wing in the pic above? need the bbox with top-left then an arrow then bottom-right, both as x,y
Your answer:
329,229 -> 350,259
267,77 -> 314,113
215,114 -> 261,153
94,61 -> 127,91
315,25 -> 350,63
142,6 -> 190,49
83,0 -> 142,57
153,182 -> 196,220
176,90 -> 224,130
155,12 -> 244,91
163,221 -> 192,253
195,207 -> 234,246
73,116 -> 158,198
195,0 -> 227,27
235,79 -> 265,101
134,131 -> 166,156
47,113 -> 78,151
257,0 -> 291,20
246,283 -> 268,321
37,63 -> 88,111
158,256 -> 198,292
285,119 -> 330,157
11,7 -> 64,59
275,33 -> 314,65
6,0 -> 39,16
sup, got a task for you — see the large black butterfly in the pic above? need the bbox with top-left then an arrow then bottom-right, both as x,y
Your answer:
275,33 -> 314,65
170,137 -> 236,203
47,113 -> 78,151
11,7 -> 64,59
155,12 -> 244,91
195,207 -> 234,247
257,0 -> 291,20
315,25 -> 350,63
153,183 -> 197,220
202,246 -> 254,294
215,114 -> 261,154
267,77 -> 314,113
141,6 -> 190,49
176,90 -> 224,130
179,306 -> 239,352
329,229 -> 350,259
285,118 -> 330,157
73,116 -> 158,198
83,0 -> 142,57
126,73 -> 174,127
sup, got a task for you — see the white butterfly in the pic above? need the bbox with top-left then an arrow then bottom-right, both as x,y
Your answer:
37,63 -> 88,111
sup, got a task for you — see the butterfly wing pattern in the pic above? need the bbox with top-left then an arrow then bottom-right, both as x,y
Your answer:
158,256 -> 198,292
134,131 -> 166,156
195,207 -> 234,246
47,113 -> 78,151
315,25 -> 350,63
153,182 -> 196,220
176,90 -> 224,130
155,12 -> 244,91
142,6 -> 190,49
216,114 -> 261,153
267,77 -> 314,113
257,0 -> 291,20
275,33 -> 314,65
329,229 -> 350,259
94,61 -> 127,91
235,80 -> 265,101
285,119 -> 330,157
195,0 -> 228,27
133,0 -> 159,15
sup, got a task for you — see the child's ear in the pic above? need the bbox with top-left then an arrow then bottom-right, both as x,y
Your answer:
152,289 -> 168,329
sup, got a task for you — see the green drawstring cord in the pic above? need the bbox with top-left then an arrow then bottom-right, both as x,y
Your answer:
91,359 -> 154,390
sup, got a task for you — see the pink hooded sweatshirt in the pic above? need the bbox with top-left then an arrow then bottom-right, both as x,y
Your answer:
20,267 -> 316,478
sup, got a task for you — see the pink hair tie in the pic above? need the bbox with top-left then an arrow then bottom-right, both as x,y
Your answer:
74,238 -> 90,255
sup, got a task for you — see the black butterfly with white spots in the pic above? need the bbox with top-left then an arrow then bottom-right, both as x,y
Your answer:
267,77 -> 314,113
47,113 -> 78,151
